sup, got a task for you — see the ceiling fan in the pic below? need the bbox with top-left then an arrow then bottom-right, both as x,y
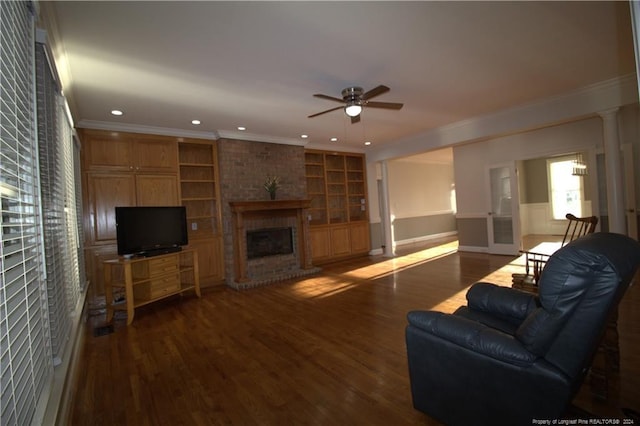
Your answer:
308,85 -> 403,124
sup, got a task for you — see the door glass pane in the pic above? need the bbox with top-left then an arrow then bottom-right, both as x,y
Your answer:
490,167 -> 513,244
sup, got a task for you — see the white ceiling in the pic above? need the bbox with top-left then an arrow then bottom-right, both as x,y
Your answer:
45,1 -> 635,153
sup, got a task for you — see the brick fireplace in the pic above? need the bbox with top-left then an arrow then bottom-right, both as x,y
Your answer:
218,138 -> 320,288
229,199 -> 318,289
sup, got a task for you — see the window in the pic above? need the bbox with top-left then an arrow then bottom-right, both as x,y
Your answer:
1,2 -> 52,424
548,156 -> 583,220
1,3 -> 85,424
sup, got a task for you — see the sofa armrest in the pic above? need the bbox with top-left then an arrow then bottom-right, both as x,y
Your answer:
466,282 -> 539,325
407,310 -> 538,366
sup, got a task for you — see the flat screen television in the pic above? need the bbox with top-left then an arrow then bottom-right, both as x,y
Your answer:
115,206 -> 188,257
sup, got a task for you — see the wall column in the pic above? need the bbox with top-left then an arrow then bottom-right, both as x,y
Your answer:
599,108 -> 626,234
380,160 -> 395,257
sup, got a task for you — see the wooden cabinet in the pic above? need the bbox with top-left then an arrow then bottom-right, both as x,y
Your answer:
309,223 -> 371,263
85,172 -> 178,244
86,173 -> 136,243
103,249 -> 200,325
178,140 -> 225,286
81,129 -> 182,300
135,174 -> 179,206
82,129 -> 177,173
349,221 -> 371,253
305,150 -> 370,263
81,130 -> 180,245
186,237 -> 224,286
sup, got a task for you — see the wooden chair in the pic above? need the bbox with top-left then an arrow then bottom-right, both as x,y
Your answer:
512,213 -> 598,290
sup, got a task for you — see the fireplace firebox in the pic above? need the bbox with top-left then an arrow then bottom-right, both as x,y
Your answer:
246,227 -> 293,259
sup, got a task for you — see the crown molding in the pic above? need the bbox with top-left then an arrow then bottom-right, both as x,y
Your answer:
75,120 -> 219,140
216,130 -> 307,146
303,141 -> 366,154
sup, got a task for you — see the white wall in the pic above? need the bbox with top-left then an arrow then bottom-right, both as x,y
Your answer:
387,159 -> 454,219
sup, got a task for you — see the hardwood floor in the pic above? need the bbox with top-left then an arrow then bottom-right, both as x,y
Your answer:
71,237 -> 639,425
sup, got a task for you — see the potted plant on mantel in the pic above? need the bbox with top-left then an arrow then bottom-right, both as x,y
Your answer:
263,175 -> 280,200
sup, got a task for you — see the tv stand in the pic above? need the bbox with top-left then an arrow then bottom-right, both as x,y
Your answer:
104,249 -> 200,325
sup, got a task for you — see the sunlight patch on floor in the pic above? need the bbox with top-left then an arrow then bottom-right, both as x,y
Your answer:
343,240 -> 460,281
288,274 -> 358,299
289,240 -> 459,299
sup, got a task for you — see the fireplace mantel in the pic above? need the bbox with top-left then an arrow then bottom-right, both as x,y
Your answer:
229,199 -> 312,213
229,199 -> 313,284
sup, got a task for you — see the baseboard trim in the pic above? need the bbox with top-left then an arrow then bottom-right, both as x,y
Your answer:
457,245 -> 488,253
394,231 -> 458,247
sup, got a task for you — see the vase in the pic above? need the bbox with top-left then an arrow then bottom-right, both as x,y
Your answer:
269,191 -> 276,200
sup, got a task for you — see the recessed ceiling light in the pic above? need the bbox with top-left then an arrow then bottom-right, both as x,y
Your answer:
330,137 -> 338,142
191,119 -> 201,125
364,141 -> 372,146
301,134 -> 308,139
237,126 -> 246,131
111,110 -> 123,116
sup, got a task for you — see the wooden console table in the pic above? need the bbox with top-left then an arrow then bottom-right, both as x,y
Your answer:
104,249 -> 200,325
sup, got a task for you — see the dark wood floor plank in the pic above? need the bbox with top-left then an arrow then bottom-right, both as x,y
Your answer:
71,237 -> 639,424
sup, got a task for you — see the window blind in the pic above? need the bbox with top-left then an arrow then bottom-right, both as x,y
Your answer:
36,42 -> 69,365
0,2 -> 53,425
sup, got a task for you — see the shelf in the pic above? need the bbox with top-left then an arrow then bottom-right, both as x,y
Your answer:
304,150 -> 368,231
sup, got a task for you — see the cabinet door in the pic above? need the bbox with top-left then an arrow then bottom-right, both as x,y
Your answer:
136,174 -> 179,206
187,237 -> 225,286
349,222 -> 370,254
135,139 -> 178,173
330,226 -> 351,256
87,173 -> 136,243
310,227 -> 331,261
84,135 -> 134,171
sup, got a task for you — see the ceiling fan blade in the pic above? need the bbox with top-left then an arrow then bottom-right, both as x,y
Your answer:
365,101 -> 403,110
362,85 -> 390,100
351,114 -> 361,124
313,94 -> 345,103
308,106 -> 343,118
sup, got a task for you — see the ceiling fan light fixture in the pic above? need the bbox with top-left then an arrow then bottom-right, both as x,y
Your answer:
344,102 -> 362,117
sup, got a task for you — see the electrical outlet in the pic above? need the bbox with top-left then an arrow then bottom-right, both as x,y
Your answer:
191,222 -> 198,231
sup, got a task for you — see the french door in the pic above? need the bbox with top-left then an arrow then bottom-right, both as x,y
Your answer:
486,163 -> 521,255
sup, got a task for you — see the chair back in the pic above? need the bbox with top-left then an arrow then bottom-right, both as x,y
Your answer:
514,233 -> 640,379
561,213 -> 598,245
